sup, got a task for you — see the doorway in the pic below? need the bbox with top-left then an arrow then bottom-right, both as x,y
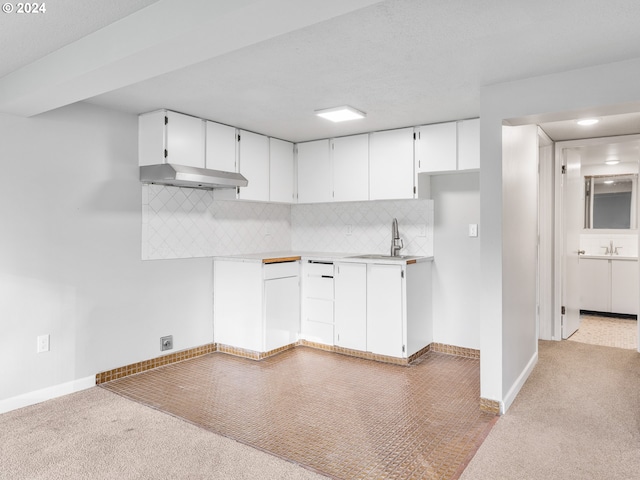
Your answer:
537,114 -> 640,351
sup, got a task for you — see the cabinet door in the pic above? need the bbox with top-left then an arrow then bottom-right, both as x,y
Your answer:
334,262 -> 367,351
165,111 -> 205,168
579,258 -> 610,312
369,128 -> 414,200
297,139 -> 332,203
264,276 -> 300,351
205,121 -> 236,172
367,263 -> 404,357
415,122 -> 457,173
457,118 -> 480,170
269,138 -> 295,203
238,130 -> 270,201
332,134 -> 369,202
611,260 -> 639,315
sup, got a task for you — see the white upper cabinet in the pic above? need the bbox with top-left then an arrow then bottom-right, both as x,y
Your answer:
205,121 -> 236,172
369,127 -> 415,200
457,118 -> 480,170
415,122 -> 457,173
238,130 -> 270,201
332,134 -> 369,202
269,138 -> 295,203
297,139 -> 332,203
139,110 -> 205,168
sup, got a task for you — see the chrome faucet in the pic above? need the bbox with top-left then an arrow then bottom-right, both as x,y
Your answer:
390,218 -> 404,256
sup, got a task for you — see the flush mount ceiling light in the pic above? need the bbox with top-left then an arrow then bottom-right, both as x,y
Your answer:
605,157 -> 620,165
576,118 -> 600,126
315,105 -> 366,122
604,180 -> 615,184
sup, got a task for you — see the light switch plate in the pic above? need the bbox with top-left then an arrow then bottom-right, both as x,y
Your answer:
468,224 -> 478,237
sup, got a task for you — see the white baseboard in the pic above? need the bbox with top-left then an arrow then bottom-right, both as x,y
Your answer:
502,350 -> 538,414
0,376 -> 96,414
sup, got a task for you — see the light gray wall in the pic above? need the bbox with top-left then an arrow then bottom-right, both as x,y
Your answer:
0,103 -> 214,401
430,173 -> 480,349
480,56 -> 640,410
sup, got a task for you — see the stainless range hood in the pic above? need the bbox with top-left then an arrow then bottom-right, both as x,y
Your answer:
140,164 -> 248,190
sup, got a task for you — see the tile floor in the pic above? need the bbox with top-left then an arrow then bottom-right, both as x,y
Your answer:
569,314 -> 638,350
102,346 -> 496,480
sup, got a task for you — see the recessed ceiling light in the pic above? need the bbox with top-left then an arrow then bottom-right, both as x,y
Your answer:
315,105 -> 366,122
576,118 -> 599,126
605,158 -> 620,165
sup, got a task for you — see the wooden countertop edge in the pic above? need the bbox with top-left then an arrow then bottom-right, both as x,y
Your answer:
406,259 -> 417,265
262,256 -> 302,264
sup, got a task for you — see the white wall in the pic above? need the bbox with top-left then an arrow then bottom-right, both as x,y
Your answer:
0,103 -> 214,404
480,56 -> 640,411
430,172 -> 480,349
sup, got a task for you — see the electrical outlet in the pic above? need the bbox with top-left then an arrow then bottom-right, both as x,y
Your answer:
37,334 -> 50,353
345,224 -> 352,236
160,335 -> 173,351
469,224 -> 478,237
418,224 -> 427,237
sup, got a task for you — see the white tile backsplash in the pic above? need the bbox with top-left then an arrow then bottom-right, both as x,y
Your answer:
143,186 -> 434,259
143,185 -> 291,259
580,232 -> 638,257
291,199 -> 433,256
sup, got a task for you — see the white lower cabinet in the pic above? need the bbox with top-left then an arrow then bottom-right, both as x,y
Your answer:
333,260 -> 432,358
334,262 -> 367,351
580,257 -> 638,315
214,259 -> 300,353
367,264 -> 403,357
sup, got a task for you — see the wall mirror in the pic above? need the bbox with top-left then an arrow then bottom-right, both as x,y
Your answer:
584,174 -> 638,229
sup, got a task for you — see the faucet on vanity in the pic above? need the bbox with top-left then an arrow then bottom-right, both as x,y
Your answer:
603,240 -> 622,255
390,217 -> 404,257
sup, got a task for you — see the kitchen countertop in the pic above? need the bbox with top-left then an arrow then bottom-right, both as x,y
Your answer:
580,254 -> 638,261
214,251 -> 434,265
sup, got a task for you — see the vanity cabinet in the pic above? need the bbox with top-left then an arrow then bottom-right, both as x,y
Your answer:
580,257 -> 638,315
334,262 -> 367,351
139,109 -> 205,168
214,259 -> 300,353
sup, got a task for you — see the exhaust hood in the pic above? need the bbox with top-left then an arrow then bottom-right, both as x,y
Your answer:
140,164 -> 248,190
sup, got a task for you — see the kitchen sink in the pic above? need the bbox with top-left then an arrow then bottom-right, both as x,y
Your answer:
347,254 -> 422,260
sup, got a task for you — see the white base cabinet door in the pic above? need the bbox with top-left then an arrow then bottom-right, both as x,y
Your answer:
214,260 -> 300,353
611,260 -> 639,315
334,262 -> 367,351
579,258 -> 610,313
367,263 -> 404,357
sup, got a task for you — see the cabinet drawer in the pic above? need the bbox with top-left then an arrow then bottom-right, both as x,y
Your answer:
305,275 -> 334,300
305,262 -> 334,277
303,319 -> 334,345
304,298 -> 334,324
264,261 -> 299,279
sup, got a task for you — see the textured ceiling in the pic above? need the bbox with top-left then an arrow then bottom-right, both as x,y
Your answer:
3,0 -> 640,142
0,0 -> 160,78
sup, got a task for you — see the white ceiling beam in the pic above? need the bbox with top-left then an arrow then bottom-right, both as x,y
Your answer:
0,0 -> 382,117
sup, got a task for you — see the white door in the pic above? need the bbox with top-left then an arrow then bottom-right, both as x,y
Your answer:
269,138 -> 295,203
297,139 -> 332,203
369,128 -> 415,200
332,134 -> 369,201
561,148 -> 582,339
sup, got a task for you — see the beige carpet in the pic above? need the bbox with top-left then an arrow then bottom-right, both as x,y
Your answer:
0,387 -> 326,480
460,340 -> 640,480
